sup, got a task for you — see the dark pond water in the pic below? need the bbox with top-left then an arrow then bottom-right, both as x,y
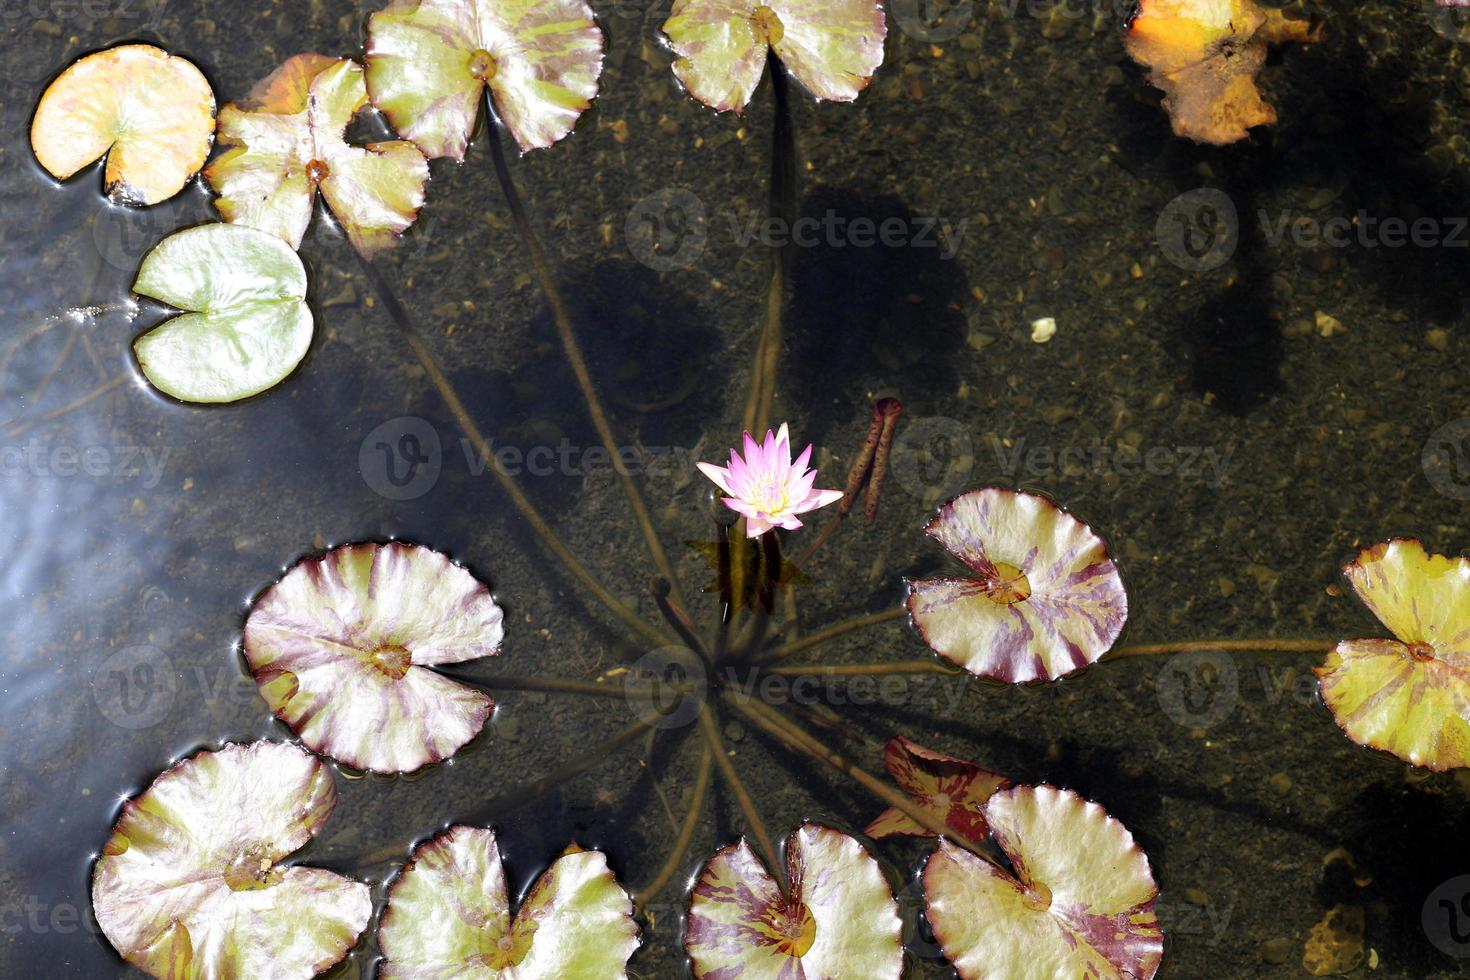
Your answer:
4,0 -> 1470,976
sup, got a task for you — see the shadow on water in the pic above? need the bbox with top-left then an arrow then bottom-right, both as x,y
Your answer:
786,186 -> 970,423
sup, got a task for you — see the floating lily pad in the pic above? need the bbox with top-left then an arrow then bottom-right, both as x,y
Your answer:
364,0 -> 604,158
662,0 -> 886,112
132,223 -> 313,403
243,541 -> 504,774
907,488 -> 1128,683
207,54 -> 429,258
92,741 -> 371,980
1315,539 -> 1470,771
924,784 -> 1163,980
865,736 -> 1009,843
685,823 -> 902,979
378,825 -> 639,976
31,44 -> 216,205
1125,0 -> 1320,145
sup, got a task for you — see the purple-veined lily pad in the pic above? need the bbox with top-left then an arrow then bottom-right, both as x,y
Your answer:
1315,538 -> 1470,771
132,223 -> 314,404
907,487 -> 1128,683
378,825 -> 639,977
364,0 -> 604,159
206,54 -> 430,258
661,0 -> 886,113
685,823 -> 902,979
92,741 -> 371,980
924,784 -> 1163,980
242,541 -> 504,774
865,736 -> 1009,844
31,44 -> 216,206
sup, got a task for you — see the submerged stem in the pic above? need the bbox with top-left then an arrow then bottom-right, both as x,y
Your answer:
473,717 -> 654,819
1102,638 -> 1330,661
760,606 -> 908,664
726,694 -> 998,865
485,116 -> 686,611
767,660 -> 960,678
697,703 -> 787,895
635,744 -> 715,907
456,674 -> 653,699
356,253 -> 670,650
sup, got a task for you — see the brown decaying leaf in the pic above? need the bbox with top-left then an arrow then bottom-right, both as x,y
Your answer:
1302,904 -> 1365,976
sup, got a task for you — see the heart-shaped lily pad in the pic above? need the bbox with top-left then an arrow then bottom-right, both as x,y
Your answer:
132,223 -> 314,403
924,784 -> 1163,980
207,54 -> 430,258
1125,0 -> 1320,144
662,0 -> 886,112
685,823 -> 902,979
1315,538 -> 1470,771
378,826 -> 639,977
907,488 -> 1128,683
92,741 -> 372,980
365,0 -> 604,158
31,44 -> 216,205
865,736 -> 1009,844
242,541 -> 504,774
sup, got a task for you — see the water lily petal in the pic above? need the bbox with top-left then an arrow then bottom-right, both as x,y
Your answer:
132,223 -> 313,404
697,461 -> 737,497
663,0 -> 770,113
92,742 -> 371,980
242,541 -> 503,773
379,827 -> 638,978
924,785 -> 1162,980
32,44 -> 215,206
865,736 -> 1008,843
907,488 -> 1127,682
208,56 -> 428,258
366,0 -> 603,158
769,0 -> 886,102
686,824 -> 901,979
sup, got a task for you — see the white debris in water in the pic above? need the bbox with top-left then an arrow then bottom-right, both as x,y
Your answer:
1030,317 -> 1057,343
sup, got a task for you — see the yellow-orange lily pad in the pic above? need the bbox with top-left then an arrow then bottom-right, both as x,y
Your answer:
1315,539 -> 1470,771
1124,0 -> 1320,145
31,44 -> 216,205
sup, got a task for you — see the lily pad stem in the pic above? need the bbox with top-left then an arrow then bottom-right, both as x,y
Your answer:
760,606 -> 908,664
1102,638 -> 1330,661
767,659 -> 961,678
355,252 -> 670,650
634,744 -> 714,907
697,703 -> 788,895
485,115 -> 686,612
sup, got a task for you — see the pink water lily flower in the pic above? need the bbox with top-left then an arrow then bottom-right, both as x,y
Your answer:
698,423 -> 844,537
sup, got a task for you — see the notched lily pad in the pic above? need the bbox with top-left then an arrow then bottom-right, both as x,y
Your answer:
378,825 -> 639,977
907,487 -> 1128,683
685,823 -> 902,979
1315,538 -> 1470,771
924,784 -> 1163,980
132,223 -> 314,404
865,735 -> 1009,843
91,741 -> 371,980
242,541 -> 505,774
365,0 -> 605,158
1125,0 -> 1321,145
662,0 -> 886,112
207,54 -> 430,258
32,44 -> 216,205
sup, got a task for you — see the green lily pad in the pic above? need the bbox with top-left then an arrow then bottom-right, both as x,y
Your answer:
924,784 -> 1163,980
662,0 -> 886,112
685,823 -> 902,979
378,826 -> 639,976
206,54 -> 429,258
131,223 -> 313,404
365,0 -> 604,158
91,742 -> 372,980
